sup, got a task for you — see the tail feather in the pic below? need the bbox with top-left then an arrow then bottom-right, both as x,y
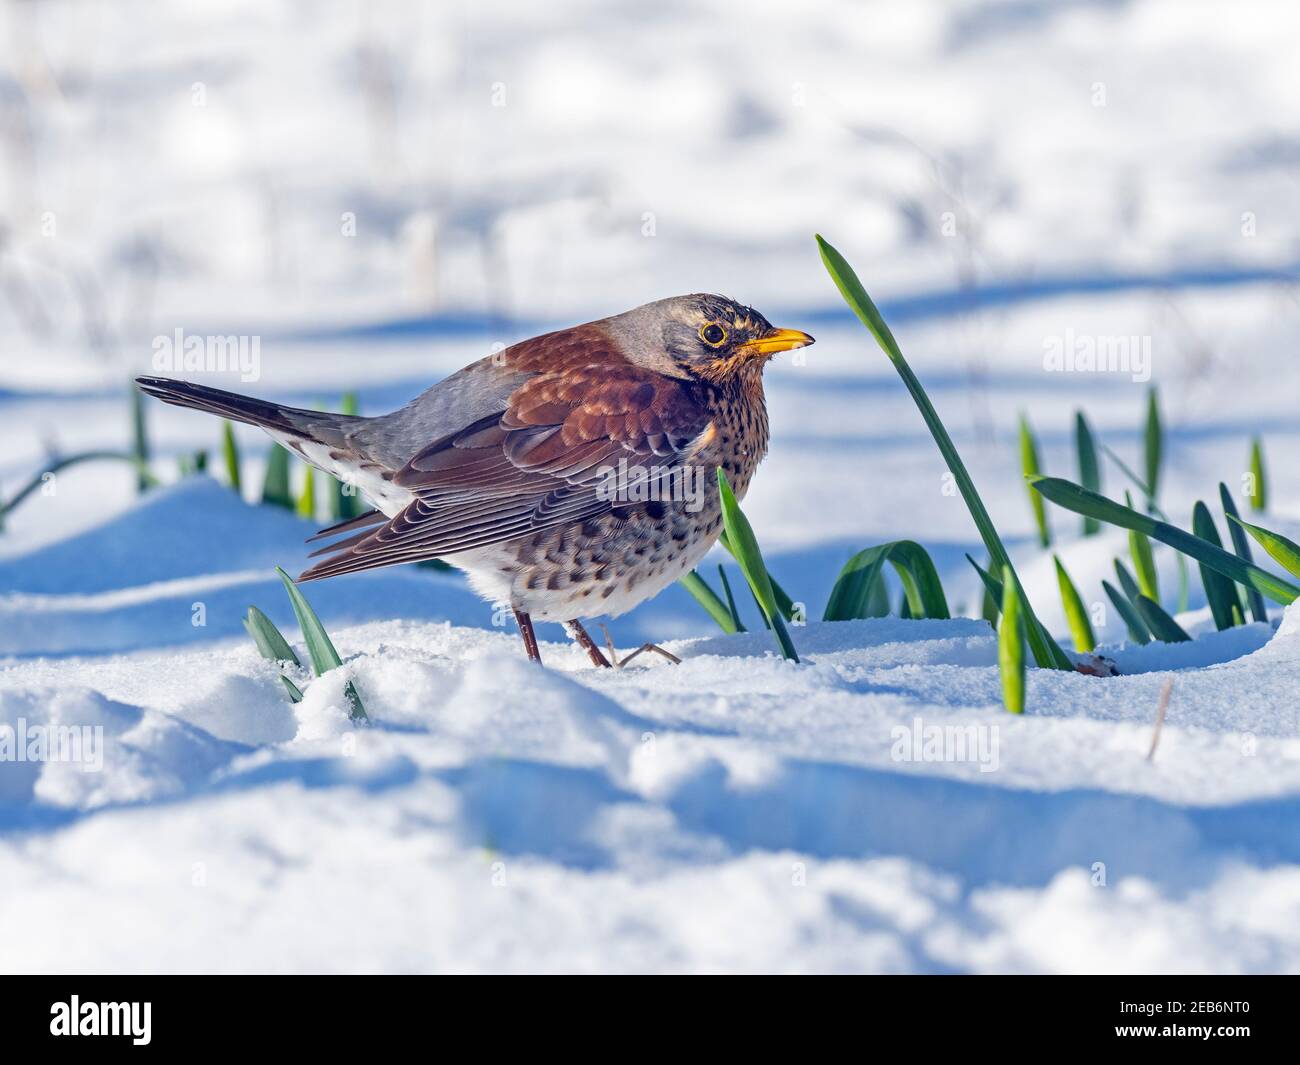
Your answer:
137,376 -> 430,571
134,375 -> 348,440
306,526 -> 381,559
305,508 -> 387,543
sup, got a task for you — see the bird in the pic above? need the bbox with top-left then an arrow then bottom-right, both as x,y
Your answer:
136,294 -> 813,666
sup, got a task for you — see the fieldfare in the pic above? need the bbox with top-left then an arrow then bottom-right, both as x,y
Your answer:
137,295 -> 813,666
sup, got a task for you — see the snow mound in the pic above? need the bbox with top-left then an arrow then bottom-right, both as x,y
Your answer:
0,686 -> 242,809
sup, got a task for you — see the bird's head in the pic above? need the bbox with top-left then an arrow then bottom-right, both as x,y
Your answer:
604,294 -> 814,385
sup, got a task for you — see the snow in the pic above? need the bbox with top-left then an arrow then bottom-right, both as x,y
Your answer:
3,0 -> 1300,973
5,602 -> 1300,972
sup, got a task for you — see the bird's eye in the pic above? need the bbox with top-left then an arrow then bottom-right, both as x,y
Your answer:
700,323 -> 727,346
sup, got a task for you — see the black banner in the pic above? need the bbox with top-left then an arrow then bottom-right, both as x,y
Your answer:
0,976 -> 1290,1051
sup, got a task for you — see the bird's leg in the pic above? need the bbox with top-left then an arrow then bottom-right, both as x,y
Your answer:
597,623 -> 682,668
618,643 -> 683,667
565,619 -> 612,668
513,609 -> 542,664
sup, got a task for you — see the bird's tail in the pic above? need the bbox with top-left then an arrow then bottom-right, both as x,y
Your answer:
134,375 -> 356,443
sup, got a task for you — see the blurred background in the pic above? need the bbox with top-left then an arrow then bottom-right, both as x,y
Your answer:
1,0 -> 1298,647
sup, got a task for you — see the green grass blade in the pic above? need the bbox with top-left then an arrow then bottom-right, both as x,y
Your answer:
1019,414 -> 1050,548
331,392 -> 362,520
1112,557 -> 1162,638
898,591 -> 913,619
1031,475 -> 1300,605
1175,551 -> 1189,614
864,570 -> 891,617
242,607 -> 303,704
221,421 -> 243,495
1114,558 -> 1143,607
1099,443 -> 1190,606
998,571 -> 1026,714
243,605 -> 302,667
717,471 -> 797,661
747,581 -> 772,630
1,451 -> 157,522
1219,483 -> 1269,623
1144,386 -> 1162,503
966,554 -> 1005,621
824,547 -> 889,621
716,564 -> 747,632
330,478 -> 349,520
130,382 -> 151,494
979,581 -> 998,625
1249,436 -> 1267,512
1191,501 -> 1238,630
817,233 -> 1070,670
1126,490 -> 1159,602
1075,411 -> 1101,536
719,530 -> 796,621
1102,579 -> 1151,644
1227,514 -> 1300,581
275,566 -> 367,721
1053,555 -> 1096,652
296,464 -> 316,520
262,443 -> 293,509
678,570 -> 739,634
1101,442 -> 1154,502
330,476 -> 356,520
825,540 -> 949,621
339,681 -> 366,721
1103,435 -> 1188,625
276,567 -> 342,675
1135,593 -> 1191,643
887,543 -> 951,619
770,574 -> 797,622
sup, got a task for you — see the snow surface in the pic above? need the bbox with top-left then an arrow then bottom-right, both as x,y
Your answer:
2,0 -> 1300,973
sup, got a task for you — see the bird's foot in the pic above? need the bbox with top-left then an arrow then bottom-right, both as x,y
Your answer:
616,643 -> 683,668
565,619 -> 611,668
597,624 -> 682,668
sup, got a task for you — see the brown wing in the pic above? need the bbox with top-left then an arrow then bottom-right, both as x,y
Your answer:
298,325 -> 710,581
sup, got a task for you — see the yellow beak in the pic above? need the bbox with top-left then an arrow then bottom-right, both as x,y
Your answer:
739,327 -> 816,357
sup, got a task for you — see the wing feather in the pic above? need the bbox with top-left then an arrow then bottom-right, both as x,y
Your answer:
298,326 -> 709,582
